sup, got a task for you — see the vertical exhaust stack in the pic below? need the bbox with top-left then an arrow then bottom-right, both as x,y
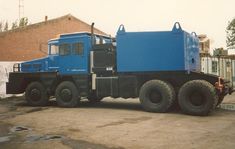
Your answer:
91,22 -> 95,47
90,22 -> 96,90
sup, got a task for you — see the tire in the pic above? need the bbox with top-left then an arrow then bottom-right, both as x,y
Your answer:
178,80 -> 218,116
139,80 -> 175,113
25,82 -> 49,106
166,82 -> 177,110
55,81 -> 79,107
87,93 -> 103,103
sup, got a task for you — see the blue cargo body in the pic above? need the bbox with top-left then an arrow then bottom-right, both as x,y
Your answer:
116,23 -> 200,73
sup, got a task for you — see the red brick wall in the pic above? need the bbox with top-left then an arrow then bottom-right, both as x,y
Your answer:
0,16 -> 106,61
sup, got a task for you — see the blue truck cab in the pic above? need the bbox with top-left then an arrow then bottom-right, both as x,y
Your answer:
20,32 -> 112,74
6,22 -> 233,116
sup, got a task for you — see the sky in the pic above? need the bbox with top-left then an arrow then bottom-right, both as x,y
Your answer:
0,0 -> 235,50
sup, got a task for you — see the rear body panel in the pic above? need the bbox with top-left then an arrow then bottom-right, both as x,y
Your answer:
184,32 -> 200,72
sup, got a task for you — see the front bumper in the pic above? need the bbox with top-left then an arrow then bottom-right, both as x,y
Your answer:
6,72 -> 26,94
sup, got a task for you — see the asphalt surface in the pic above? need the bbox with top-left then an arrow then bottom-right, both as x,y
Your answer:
0,93 -> 235,149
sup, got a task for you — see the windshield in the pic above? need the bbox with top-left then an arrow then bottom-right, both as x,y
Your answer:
50,44 -> 59,55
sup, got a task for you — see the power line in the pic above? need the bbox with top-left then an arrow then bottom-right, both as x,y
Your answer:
19,0 -> 24,20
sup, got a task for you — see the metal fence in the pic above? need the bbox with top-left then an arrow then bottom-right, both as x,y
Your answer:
200,56 -> 235,88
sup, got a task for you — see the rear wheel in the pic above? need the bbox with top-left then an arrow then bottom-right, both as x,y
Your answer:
25,82 -> 49,106
55,81 -> 79,107
139,80 -> 175,113
178,80 -> 218,116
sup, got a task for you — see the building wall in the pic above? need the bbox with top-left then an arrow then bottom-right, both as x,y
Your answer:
0,15 -> 105,61
201,56 -> 235,87
198,34 -> 210,54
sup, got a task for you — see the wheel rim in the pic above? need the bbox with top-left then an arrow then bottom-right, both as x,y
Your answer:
60,88 -> 72,102
189,91 -> 205,106
149,89 -> 162,104
30,88 -> 41,101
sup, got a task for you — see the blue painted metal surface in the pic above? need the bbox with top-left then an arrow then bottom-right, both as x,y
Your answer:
116,22 -> 200,72
21,32 -> 111,75
21,57 -> 49,72
20,23 -> 199,75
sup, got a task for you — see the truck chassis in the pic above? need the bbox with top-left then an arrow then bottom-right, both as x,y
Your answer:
7,70 -> 231,116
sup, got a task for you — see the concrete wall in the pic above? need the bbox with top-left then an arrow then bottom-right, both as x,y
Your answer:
0,61 -> 21,98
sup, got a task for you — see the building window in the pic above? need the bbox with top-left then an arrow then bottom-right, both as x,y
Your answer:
73,43 -> 84,55
212,61 -> 218,73
59,44 -> 70,56
50,45 -> 59,55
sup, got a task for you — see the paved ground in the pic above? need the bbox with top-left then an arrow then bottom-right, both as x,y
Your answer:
0,93 -> 235,149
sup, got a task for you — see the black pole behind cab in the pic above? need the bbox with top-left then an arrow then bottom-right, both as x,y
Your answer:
91,22 -> 95,47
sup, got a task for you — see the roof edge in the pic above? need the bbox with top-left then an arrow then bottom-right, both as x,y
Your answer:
0,14 -> 107,37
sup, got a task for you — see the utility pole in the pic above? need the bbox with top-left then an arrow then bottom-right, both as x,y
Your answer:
19,0 -> 24,20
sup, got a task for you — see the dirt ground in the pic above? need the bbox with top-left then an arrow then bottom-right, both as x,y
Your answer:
0,93 -> 235,149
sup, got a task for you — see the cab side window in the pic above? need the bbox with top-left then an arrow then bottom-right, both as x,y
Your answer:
50,45 -> 59,55
73,43 -> 84,55
59,44 -> 70,56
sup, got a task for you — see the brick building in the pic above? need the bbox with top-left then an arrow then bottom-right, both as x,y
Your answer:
0,14 -> 106,61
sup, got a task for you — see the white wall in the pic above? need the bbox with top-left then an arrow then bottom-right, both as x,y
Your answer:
201,57 -> 235,87
0,61 -> 21,98
201,57 -> 219,76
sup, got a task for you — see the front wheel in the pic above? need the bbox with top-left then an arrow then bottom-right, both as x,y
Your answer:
25,82 -> 49,106
55,81 -> 80,107
178,80 -> 218,116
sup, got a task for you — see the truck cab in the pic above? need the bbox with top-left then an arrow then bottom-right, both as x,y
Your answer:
20,32 -> 112,74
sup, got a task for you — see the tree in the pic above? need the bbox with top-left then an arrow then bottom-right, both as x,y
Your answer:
4,21 -> 8,31
19,17 -> 28,27
226,18 -> 235,49
11,21 -> 18,30
0,22 -> 2,32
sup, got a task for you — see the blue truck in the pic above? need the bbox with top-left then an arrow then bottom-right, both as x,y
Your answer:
6,22 -> 233,116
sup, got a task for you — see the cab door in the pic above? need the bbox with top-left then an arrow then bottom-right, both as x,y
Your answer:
48,42 -> 60,72
58,40 -> 88,75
